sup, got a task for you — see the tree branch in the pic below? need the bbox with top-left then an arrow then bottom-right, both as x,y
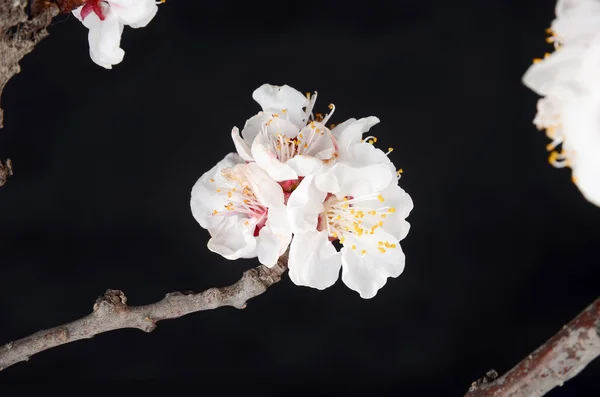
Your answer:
0,157 -> 13,187
465,297 -> 600,397
0,251 -> 289,372
0,0 -> 59,129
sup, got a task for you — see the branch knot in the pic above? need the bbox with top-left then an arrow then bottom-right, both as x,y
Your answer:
93,289 -> 128,315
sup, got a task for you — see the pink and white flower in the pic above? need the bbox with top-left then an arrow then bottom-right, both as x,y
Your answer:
286,131 -> 413,299
190,153 -> 291,267
72,0 -> 160,69
231,84 -> 339,182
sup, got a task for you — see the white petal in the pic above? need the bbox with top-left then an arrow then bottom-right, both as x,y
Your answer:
553,1 -> 600,43
285,155 -> 323,176
561,97 -> 600,156
257,226 -> 282,267
257,205 -> 292,267
207,215 -> 257,260
251,131 -> 298,181
315,162 -> 393,198
522,47 -> 586,97
240,162 -> 286,208
297,123 -> 337,160
286,175 -> 326,233
288,231 -> 342,290
240,113 -> 270,146
252,84 -> 309,128
572,151 -> 600,207
109,0 -> 158,27
81,9 -> 125,69
355,183 -> 414,241
72,6 -> 84,21
341,232 -> 405,299
339,142 -> 396,175
231,127 -> 254,162
190,153 -> 245,230
331,117 -> 380,150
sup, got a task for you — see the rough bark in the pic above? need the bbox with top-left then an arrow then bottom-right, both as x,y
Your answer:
465,298 -> 600,397
0,251 -> 289,372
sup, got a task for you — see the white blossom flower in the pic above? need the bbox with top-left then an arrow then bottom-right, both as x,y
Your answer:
190,153 -> 291,267
231,84 -> 339,182
522,0 -> 600,207
72,0 -> 160,69
286,133 -> 413,299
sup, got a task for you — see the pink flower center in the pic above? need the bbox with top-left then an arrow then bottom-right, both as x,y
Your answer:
278,177 -> 303,205
80,0 -> 107,21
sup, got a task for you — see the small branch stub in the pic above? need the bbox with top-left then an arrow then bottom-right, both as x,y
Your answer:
0,158 -> 13,187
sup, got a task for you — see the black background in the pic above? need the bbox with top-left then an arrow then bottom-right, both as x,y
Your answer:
0,0 -> 598,393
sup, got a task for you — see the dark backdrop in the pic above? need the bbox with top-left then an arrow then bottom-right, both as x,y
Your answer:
0,0 -> 598,393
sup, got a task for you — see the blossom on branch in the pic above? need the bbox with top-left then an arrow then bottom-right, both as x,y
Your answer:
190,153 -> 291,267
231,84 -> 338,181
522,0 -> 600,207
72,0 -> 160,69
286,128 -> 413,299
191,83 -> 413,298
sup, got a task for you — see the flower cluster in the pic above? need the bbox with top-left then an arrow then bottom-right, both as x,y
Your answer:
73,0 -> 162,69
522,0 -> 600,207
190,84 -> 414,299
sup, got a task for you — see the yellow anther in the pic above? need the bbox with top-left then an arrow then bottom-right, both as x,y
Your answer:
212,210 -> 218,216
328,103 -> 334,110
572,175 -> 578,183
387,147 -> 394,153
272,113 -> 279,118
361,249 -> 367,255
340,237 -> 346,244
533,58 -> 543,64
378,194 -> 385,202
545,37 -> 553,43
244,220 -> 249,226
368,139 -> 374,144
336,215 -> 341,220
378,241 -> 384,245
381,214 -> 387,218
388,207 -> 396,213
298,133 -> 303,139
342,204 -> 349,209
378,247 -> 386,253
209,178 -> 215,183
397,169 -> 403,175
332,232 -> 338,238
282,109 -> 287,113
216,189 -> 221,193
378,221 -> 384,227
351,245 -> 356,250
330,123 -> 336,128
391,244 -> 397,248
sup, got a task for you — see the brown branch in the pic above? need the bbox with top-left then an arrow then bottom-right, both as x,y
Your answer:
0,251 -> 289,372
465,297 -> 600,397
0,0 -> 60,129
0,157 -> 13,186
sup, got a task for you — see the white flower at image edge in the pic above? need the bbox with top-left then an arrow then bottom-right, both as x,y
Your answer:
286,140 -> 413,299
231,84 -> 339,182
190,153 -> 291,267
72,0 -> 159,69
521,0 -> 600,207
